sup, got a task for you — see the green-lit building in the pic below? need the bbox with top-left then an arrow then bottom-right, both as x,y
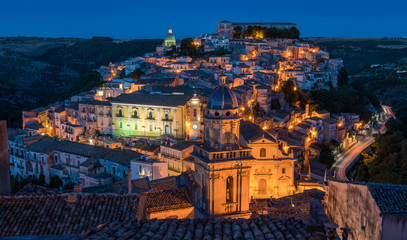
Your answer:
164,29 -> 176,48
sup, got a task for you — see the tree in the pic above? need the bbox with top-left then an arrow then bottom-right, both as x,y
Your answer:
338,67 -> 349,86
282,80 -> 299,105
127,69 -> 145,80
119,70 -> 126,79
270,99 -> 281,110
233,26 -> 242,39
317,142 -> 335,168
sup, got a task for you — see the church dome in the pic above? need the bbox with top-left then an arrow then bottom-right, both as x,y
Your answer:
165,29 -> 176,41
207,85 -> 239,110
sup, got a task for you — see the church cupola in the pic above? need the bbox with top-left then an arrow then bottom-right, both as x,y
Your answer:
203,84 -> 241,150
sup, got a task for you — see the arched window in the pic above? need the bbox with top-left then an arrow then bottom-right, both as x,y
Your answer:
118,108 -> 123,117
226,176 -> 233,203
260,148 -> 266,157
133,109 -> 138,118
135,123 -> 138,130
258,179 -> 267,195
148,111 -> 153,119
165,113 -> 169,120
119,121 -> 123,128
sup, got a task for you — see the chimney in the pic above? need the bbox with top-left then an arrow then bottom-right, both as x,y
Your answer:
137,194 -> 147,220
0,121 -> 11,195
128,167 -> 132,193
74,185 -> 82,193
66,194 -> 77,205
325,222 -> 339,240
219,74 -> 227,85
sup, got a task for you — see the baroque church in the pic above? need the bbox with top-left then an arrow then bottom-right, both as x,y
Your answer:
191,79 -> 297,218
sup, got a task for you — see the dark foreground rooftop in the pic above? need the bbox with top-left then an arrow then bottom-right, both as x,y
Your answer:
82,217 -> 314,240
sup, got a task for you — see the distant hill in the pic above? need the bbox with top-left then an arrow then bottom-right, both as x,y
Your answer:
305,38 -> 407,74
0,37 -> 161,128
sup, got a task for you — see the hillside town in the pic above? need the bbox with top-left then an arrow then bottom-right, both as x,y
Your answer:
1,21 -> 406,240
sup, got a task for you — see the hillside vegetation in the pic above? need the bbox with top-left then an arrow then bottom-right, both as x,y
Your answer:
0,37 -> 161,128
306,38 -> 407,74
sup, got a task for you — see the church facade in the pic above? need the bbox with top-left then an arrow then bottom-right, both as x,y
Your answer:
191,81 -> 296,218
110,92 -> 201,140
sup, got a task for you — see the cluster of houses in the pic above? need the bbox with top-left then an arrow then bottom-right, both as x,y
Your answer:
12,23 -> 361,189
2,21 -> 407,240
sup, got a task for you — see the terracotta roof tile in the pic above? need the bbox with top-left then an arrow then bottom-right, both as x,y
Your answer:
145,186 -> 193,212
83,217 -> 315,240
0,194 -> 138,237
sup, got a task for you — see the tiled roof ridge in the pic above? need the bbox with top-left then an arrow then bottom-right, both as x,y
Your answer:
2,192 -> 139,199
82,216 -> 312,239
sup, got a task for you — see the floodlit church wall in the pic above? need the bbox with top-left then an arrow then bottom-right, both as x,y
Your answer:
112,103 -> 186,138
249,159 -> 295,199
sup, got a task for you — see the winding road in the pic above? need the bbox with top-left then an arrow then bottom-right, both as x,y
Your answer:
332,106 -> 392,181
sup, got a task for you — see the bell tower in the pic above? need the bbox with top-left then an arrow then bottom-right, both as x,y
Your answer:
188,93 -> 201,140
191,84 -> 252,218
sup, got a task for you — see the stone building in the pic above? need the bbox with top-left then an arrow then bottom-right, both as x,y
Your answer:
326,180 -> 407,240
191,81 -> 296,218
110,92 -> 201,140
217,20 -> 297,39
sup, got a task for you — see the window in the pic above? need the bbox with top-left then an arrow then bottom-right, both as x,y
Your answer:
258,179 -> 267,195
193,109 -> 197,118
133,109 -> 138,118
226,177 -> 233,203
119,121 -> 123,128
260,148 -> 266,157
135,123 -> 138,130
150,124 -> 153,131
101,119 -> 104,126
165,113 -> 169,120
112,166 -> 116,176
282,168 -> 286,174
148,111 -> 153,119
118,108 -> 123,116
361,213 -> 367,232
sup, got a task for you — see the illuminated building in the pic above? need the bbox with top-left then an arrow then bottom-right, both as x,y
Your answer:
164,28 -> 176,48
110,92 -> 201,139
191,80 -> 296,218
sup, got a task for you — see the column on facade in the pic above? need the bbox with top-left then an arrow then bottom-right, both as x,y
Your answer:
157,108 -> 160,136
173,109 -> 177,137
127,106 -> 130,136
142,107 -> 145,135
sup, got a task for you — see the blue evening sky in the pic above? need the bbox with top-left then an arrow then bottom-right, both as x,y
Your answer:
1,0 -> 406,39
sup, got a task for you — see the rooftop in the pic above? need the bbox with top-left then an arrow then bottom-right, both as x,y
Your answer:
83,217 -> 314,240
0,194 -> 138,237
110,92 -> 193,107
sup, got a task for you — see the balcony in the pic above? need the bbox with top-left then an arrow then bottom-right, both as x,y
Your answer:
222,202 -> 238,213
162,118 -> 172,122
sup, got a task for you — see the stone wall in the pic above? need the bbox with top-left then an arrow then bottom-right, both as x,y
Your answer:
0,121 -> 11,194
326,181 -> 382,240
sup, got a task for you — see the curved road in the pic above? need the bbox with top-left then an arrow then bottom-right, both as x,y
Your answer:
332,115 -> 389,181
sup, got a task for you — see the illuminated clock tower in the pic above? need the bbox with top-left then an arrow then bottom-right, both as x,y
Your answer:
188,93 -> 201,140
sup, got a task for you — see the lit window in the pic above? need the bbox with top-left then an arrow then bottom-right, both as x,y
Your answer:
150,124 -> 153,131
119,121 -> 122,128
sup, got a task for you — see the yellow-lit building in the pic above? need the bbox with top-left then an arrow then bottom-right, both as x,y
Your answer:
191,82 -> 296,218
110,92 -> 201,140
